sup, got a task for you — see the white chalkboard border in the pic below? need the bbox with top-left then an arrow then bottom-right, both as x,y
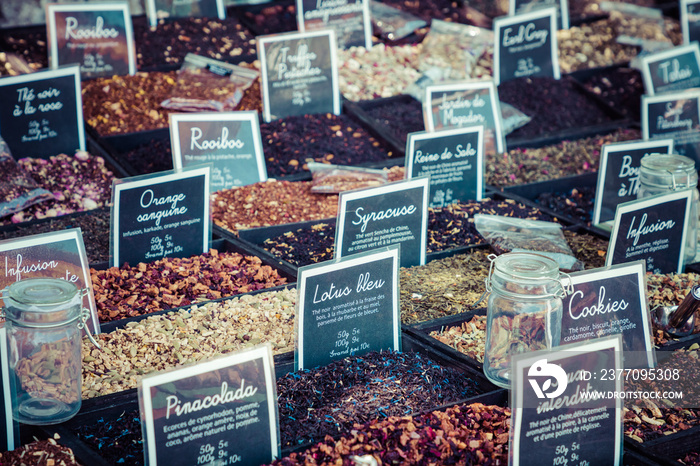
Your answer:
139,344 -> 279,466
423,80 -> 506,154
0,65 -> 86,153
641,88 -> 700,140
258,29 -> 341,123
46,2 -> 137,76
681,0 -> 700,45
405,125 -> 485,202
0,228 -> 101,335
110,166 -> 211,267
169,111 -> 267,187
493,6 -> 561,86
639,42 -> 700,95
295,0 -> 373,49
606,190 -> 693,274
508,0 -> 569,29
510,335 -> 623,466
592,138 -> 674,229
562,260 -> 654,365
296,245 -> 401,370
0,328 -> 15,452
146,0 -> 226,27
335,177 -> 430,266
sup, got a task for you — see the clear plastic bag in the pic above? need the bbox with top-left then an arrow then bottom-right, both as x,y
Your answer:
370,1 -> 427,42
415,20 -> 493,81
474,214 -> 584,271
0,135 -> 54,219
309,162 -> 388,193
160,53 -> 259,112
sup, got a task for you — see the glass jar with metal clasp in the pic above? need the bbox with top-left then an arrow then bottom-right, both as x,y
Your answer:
638,153 -> 699,265
2,278 -> 100,425
483,253 -> 571,389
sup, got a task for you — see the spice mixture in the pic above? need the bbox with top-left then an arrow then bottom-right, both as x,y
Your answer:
271,402 -> 511,465
82,70 -> 261,135
91,249 -> 287,322
82,287 -> 296,398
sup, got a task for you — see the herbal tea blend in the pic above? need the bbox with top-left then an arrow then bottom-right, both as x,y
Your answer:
91,249 -> 287,321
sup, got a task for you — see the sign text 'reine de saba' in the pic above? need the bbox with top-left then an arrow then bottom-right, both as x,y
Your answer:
405,126 -> 484,207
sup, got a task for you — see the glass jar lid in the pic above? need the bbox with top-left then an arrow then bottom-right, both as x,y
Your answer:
4,278 -> 81,326
492,252 -> 560,284
640,153 -> 698,190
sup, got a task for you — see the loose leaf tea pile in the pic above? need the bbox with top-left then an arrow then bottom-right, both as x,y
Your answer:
0,209 -> 111,263
0,434 -> 80,466
211,180 -> 339,233
624,348 -> 700,442
262,198 -> 556,266
91,249 -> 287,321
498,77 -> 619,140
82,69 -> 262,135
535,186 -> 596,225
260,113 -> 394,177
401,249 -> 493,324
577,66 -> 644,120
132,16 -> 257,68
3,151 -> 115,225
277,350 -> 485,448
486,128 -> 641,187
82,288 -> 296,399
74,409 -> 143,466
271,402 -> 511,465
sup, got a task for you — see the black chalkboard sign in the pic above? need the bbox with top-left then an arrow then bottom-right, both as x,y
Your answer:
258,30 -> 341,122
0,329 -> 16,453
682,0 -> 700,45
560,261 -> 654,368
111,167 -> 211,267
510,0 -> 569,29
493,7 -> 560,85
640,43 -> 700,95
170,112 -> 267,192
296,0 -> 372,49
335,177 -> 429,267
296,246 -> 400,369
0,66 -> 85,159
0,229 -> 101,335
405,126 -> 484,208
592,138 -> 674,226
140,344 -> 279,466
511,337 -> 623,466
46,3 -> 136,79
146,0 -> 225,27
642,90 -> 700,165
606,190 -> 693,274
424,81 -> 505,155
